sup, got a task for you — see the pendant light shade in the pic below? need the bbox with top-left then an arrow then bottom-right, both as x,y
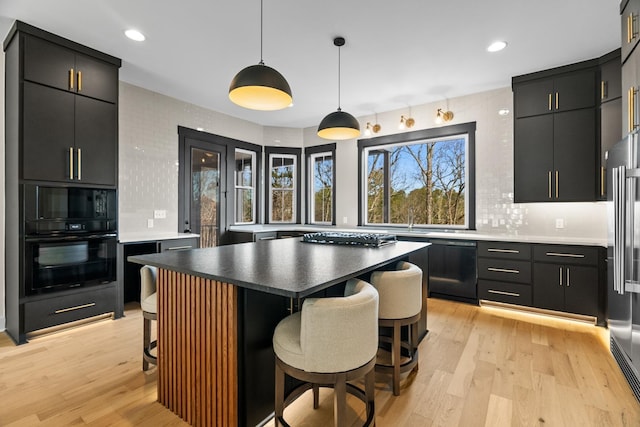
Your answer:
229,62 -> 292,111
228,0 -> 292,111
318,37 -> 360,140
317,108 -> 361,140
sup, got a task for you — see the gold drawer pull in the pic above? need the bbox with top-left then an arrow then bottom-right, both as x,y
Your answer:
69,68 -> 74,89
487,289 -> 520,297
487,267 -> 520,274
487,248 -> 520,254
54,302 -> 96,314
545,252 -> 585,258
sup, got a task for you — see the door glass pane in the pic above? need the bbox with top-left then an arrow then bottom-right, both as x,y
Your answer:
235,149 -> 255,223
191,148 -> 220,248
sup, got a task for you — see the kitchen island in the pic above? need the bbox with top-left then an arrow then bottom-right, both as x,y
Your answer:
128,237 -> 429,427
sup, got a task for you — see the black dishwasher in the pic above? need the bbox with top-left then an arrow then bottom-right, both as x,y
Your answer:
428,239 -> 478,303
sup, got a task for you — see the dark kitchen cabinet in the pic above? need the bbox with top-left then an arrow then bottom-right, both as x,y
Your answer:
22,82 -> 117,185
23,35 -> 118,103
514,69 -> 596,118
5,21 -> 120,187
621,0 -> 640,64
477,241 -> 533,307
533,245 -> 603,319
3,21 -> 121,344
599,49 -> 622,200
514,108 -> 596,202
513,60 -> 601,203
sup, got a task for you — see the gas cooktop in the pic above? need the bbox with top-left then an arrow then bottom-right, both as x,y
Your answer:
301,232 -> 397,248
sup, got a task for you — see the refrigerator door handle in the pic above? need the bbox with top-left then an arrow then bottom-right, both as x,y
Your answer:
614,166 -> 626,295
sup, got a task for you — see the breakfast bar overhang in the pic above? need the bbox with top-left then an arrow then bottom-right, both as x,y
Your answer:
128,238 -> 429,427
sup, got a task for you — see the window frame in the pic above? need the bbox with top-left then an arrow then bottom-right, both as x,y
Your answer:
357,122 -> 476,230
306,143 -> 336,225
234,148 -> 257,225
264,146 -> 301,224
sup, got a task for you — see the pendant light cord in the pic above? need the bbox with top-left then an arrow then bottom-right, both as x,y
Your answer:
259,0 -> 264,64
337,44 -> 341,111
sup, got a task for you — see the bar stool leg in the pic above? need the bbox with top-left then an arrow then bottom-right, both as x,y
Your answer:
313,384 -> 320,409
392,320 -> 401,396
334,373 -> 347,427
142,316 -> 150,371
275,363 -> 285,427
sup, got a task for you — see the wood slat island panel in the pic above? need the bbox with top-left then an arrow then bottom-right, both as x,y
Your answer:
158,269 -> 237,427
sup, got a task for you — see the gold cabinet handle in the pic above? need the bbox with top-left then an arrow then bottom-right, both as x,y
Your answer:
555,170 -> 559,198
69,147 -> 74,179
69,68 -> 74,90
601,81 -> 606,100
77,148 -> 82,180
632,87 -> 638,131
559,267 -> 563,286
555,92 -> 559,110
629,13 -> 638,44
601,166 -> 606,196
548,171 -> 552,199
54,302 -> 96,314
548,93 -> 552,111
78,70 -> 82,92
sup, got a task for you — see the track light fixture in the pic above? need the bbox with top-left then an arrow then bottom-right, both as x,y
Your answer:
317,37 -> 360,140
435,108 -> 454,124
228,0 -> 292,110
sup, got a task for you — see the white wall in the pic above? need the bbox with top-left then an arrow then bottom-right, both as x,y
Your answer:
304,87 -> 607,239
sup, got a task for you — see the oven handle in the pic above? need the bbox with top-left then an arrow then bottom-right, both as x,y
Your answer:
25,233 -> 117,242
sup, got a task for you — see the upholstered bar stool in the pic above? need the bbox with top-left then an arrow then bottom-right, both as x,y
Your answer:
370,261 -> 422,396
273,279 -> 379,427
140,265 -> 158,371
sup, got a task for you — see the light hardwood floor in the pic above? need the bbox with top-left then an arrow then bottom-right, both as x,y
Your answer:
1,298 -> 638,426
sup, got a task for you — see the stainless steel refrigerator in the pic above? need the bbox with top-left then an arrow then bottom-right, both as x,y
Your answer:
608,130 -> 640,401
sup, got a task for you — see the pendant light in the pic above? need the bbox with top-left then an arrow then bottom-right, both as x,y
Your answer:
317,37 -> 360,140
228,0 -> 292,111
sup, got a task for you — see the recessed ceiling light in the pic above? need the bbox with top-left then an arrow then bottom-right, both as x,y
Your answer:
125,29 -> 145,42
487,41 -> 507,52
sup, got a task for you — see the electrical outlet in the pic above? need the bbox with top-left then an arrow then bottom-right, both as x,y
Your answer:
555,218 -> 564,229
343,216 -> 348,224
154,209 -> 167,219
147,219 -> 154,228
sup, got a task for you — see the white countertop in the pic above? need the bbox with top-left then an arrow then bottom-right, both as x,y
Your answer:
118,232 -> 199,244
228,224 -> 607,247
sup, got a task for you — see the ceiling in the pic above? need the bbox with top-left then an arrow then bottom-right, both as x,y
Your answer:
0,0 -> 621,129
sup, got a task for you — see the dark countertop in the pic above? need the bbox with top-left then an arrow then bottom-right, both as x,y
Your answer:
128,238 -> 429,298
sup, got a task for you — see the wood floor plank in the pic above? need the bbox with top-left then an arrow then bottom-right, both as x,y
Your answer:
1,298 -> 639,427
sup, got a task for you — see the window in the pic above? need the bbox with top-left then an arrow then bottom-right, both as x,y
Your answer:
306,144 -> 336,225
358,123 -> 476,229
234,149 -> 256,224
265,147 -> 301,223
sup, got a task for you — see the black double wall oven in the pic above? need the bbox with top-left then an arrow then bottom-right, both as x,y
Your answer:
23,185 -> 117,295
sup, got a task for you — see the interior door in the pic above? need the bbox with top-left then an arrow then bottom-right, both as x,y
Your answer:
180,138 -> 226,248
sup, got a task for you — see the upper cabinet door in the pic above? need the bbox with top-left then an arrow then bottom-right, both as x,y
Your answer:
601,54 -> 622,102
74,54 -> 119,103
23,36 -> 75,92
22,34 -> 118,104
622,0 -> 640,64
553,70 -> 596,112
514,79 -> 554,118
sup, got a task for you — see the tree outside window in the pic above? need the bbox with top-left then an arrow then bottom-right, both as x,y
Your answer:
234,149 -> 256,224
270,154 -> 296,223
361,123 -> 475,229
309,151 -> 334,224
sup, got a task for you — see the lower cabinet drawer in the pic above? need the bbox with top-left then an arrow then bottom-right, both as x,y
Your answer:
160,237 -> 199,252
24,285 -> 117,332
478,280 -> 532,306
477,258 -> 532,283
